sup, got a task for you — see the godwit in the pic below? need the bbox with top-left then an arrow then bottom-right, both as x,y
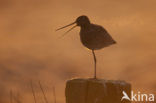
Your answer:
56,15 -> 116,79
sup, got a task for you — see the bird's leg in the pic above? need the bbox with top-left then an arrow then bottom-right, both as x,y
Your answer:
92,50 -> 97,79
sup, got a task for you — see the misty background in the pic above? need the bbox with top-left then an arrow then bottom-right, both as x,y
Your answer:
0,0 -> 156,102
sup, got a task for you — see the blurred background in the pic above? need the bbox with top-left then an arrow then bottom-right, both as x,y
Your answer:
0,0 -> 156,102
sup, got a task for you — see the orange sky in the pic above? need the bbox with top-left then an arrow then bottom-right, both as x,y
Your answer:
0,0 -> 156,102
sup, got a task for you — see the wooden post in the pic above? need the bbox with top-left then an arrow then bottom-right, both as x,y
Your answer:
65,78 -> 131,103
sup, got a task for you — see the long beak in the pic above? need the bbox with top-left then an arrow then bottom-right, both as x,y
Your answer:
56,22 -> 77,38
60,25 -> 77,38
56,22 -> 76,31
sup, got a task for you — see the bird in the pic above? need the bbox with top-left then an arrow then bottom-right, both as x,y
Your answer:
56,15 -> 116,79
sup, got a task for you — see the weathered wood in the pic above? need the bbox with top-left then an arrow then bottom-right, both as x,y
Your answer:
65,78 -> 131,103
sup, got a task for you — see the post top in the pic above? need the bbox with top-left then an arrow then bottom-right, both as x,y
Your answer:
67,78 -> 131,86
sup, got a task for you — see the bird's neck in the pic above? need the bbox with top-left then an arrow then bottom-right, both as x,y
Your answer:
80,23 -> 90,29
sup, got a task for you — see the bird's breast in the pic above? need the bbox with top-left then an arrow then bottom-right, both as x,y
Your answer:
79,28 -> 98,50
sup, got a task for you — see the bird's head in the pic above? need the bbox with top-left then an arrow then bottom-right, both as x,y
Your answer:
76,15 -> 90,26
56,15 -> 90,37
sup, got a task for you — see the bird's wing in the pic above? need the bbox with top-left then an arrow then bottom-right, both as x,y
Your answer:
89,24 -> 114,42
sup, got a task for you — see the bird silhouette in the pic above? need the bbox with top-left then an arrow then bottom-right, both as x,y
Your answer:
56,15 -> 116,79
